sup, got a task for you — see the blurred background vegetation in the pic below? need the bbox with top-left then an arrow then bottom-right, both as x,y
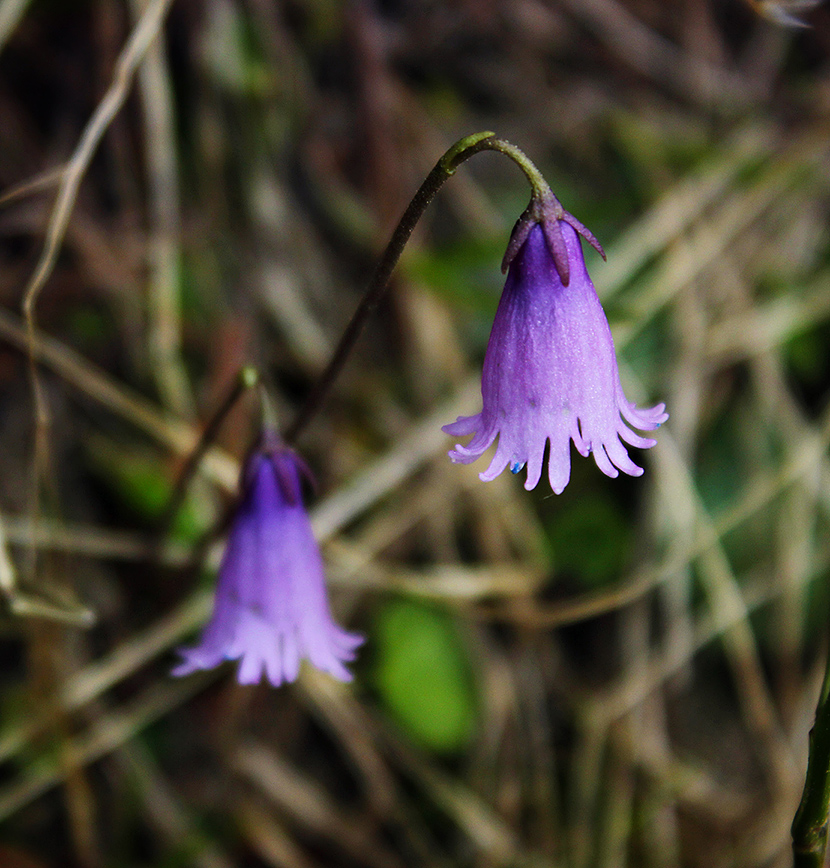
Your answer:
0,0 -> 829,865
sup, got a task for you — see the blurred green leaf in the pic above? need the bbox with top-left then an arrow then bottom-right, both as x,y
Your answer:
696,405 -> 747,516
546,492 -> 631,588
87,443 -> 205,543
785,324 -> 830,391
371,598 -> 477,754
404,236 -> 504,316
201,0 -> 272,96
65,305 -> 111,346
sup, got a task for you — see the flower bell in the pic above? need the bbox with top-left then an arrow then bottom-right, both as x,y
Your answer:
444,197 -> 667,494
173,431 -> 362,687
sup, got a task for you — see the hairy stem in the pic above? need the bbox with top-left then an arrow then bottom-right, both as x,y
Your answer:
284,132 -> 549,444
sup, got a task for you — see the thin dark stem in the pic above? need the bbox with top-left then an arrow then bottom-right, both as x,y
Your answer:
154,366 -> 259,544
284,131 -> 549,445
792,632 -> 830,867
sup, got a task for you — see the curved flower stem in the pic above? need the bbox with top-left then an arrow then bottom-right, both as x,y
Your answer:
155,366 -> 259,543
792,634 -> 830,867
284,131 -> 550,445
479,137 -> 554,202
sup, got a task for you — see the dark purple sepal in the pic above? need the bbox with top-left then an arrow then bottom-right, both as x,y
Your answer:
561,211 -> 606,260
501,214 -> 534,274
541,218 -> 570,286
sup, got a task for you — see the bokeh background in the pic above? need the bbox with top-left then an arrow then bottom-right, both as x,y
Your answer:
0,0 -> 829,866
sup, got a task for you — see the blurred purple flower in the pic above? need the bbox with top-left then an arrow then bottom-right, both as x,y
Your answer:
174,434 -> 362,687
444,210 -> 667,494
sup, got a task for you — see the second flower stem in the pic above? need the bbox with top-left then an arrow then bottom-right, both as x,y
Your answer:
156,365 -> 259,542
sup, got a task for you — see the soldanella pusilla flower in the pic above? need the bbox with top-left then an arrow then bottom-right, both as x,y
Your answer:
173,430 -> 362,687
444,191 -> 667,494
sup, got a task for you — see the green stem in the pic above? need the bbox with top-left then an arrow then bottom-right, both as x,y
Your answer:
476,137 -> 553,202
792,633 -> 830,867
284,131 -> 548,445
155,365 -> 259,543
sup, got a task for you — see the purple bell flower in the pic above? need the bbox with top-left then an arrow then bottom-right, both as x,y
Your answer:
173,433 -> 362,687
444,208 -> 667,494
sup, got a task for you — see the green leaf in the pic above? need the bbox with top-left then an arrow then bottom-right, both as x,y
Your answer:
404,237 -> 504,317
371,599 -> 477,754
86,442 -> 206,543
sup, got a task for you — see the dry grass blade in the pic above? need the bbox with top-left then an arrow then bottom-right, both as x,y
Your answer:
234,741 -> 404,868
299,671 -> 528,866
614,141 -> 824,353
658,427 -> 799,795
21,0 -> 175,324
130,0 -> 193,419
0,671 -> 215,822
0,306 -> 239,491
0,165 -> 64,208
0,588 -> 212,766
0,0 -> 31,56
556,0 -> 758,105
705,271 -> 830,363
117,742 -> 235,868
310,377 -> 481,539
236,798 -> 318,868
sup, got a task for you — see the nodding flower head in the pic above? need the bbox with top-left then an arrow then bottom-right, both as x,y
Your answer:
444,202 -> 667,494
173,433 -> 362,687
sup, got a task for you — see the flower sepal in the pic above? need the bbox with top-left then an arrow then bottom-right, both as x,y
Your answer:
501,191 -> 606,286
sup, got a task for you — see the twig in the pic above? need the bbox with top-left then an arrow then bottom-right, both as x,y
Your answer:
792,633 -> 830,866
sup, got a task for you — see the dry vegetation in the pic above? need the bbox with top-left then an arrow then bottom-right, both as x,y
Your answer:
0,0 -> 829,866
